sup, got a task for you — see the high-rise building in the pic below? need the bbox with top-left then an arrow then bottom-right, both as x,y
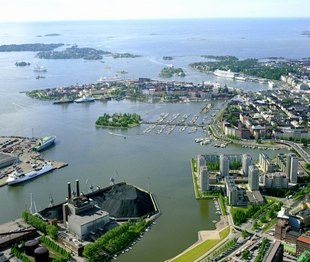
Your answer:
197,155 -> 205,175
220,154 -> 229,177
199,166 -> 209,192
264,173 -> 288,189
242,154 -> 252,176
289,155 -> 298,184
248,165 -> 259,191
259,153 -> 274,173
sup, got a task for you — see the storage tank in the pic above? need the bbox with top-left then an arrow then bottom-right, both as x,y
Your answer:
34,246 -> 49,262
25,239 -> 39,256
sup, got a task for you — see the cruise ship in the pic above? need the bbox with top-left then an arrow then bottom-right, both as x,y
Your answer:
6,162 -> 55,185
213,69 -> 236,79
74,96 -> 95,103
33,136 -> 56,152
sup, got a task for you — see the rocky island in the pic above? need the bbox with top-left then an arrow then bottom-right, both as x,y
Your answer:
159,66 -> 186,78
15,61 -> 30,66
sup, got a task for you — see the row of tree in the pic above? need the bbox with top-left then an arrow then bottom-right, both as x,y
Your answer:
22,211 -> 58,239
39,236 -> 70,261
83,220 -> 150,261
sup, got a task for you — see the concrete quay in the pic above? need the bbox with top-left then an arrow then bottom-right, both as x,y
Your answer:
0,136 -> 67,187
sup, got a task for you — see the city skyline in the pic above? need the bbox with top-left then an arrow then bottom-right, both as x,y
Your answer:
0,0 -> 310,22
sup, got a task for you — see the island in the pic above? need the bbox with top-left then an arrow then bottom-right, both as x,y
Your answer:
112,52 -> 141,59
44,33 -> 61,37
0,43 -> 64,52
15,61 -> 30,66
159,66 -> 186,78
96,113 -> 141,128
190,55 -> 299,80
163,56 -> 173,60
36,45 -> 111,60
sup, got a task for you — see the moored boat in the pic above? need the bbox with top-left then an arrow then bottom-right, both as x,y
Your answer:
6,162 -> 55,185
33,136 -> 56,151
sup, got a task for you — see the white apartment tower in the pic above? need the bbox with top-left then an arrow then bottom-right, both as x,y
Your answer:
220,154 -> 229,177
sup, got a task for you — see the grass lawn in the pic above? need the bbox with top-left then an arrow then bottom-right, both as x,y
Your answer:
284,243 -> 296,254
171,226 -> 230,262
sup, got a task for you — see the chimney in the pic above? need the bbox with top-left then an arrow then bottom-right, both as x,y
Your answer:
67,182 -> 71,201
76,179 -> 80,197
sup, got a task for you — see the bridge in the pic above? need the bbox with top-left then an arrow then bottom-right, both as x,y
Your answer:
278,140 -> 310,162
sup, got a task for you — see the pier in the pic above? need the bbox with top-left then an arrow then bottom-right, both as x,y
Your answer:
142,112 -> 207,135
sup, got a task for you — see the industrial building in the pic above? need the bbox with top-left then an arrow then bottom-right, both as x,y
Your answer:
0,152 -> 17,169
62,180 -> 110,240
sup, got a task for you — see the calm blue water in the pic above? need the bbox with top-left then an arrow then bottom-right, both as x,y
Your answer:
0,19 -> 306,261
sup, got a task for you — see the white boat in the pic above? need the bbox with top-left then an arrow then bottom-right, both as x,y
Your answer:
6,162 -> 54,185
33,136 -> 56,151
33,65 -> 47,72
74,96 -> 95,103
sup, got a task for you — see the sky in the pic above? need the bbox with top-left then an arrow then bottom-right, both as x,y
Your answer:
0,0 -> 309,22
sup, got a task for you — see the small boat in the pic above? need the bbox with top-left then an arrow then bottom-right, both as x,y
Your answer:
33,65 -> 47,72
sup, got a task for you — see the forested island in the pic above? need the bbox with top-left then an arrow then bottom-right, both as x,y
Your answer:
159,67 -> 186,78
37,45 -> 111,60
0,43 -> 64,52
36,45 -> 141,60
190,55 -> 299,80
96,113 -> 141,128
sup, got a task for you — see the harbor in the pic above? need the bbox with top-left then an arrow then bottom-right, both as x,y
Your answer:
0,136 -> 67,187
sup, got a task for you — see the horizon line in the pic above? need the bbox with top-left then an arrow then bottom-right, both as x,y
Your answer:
0,16 -> 309,23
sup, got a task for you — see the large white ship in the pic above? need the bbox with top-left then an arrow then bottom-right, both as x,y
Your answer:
33,136 -> 56,151
213,69 -> 236,79
6,162 -> 55,185
74,95 -> 95,103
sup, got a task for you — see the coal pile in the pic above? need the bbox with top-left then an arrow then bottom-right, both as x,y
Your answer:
93,183 -> 155,218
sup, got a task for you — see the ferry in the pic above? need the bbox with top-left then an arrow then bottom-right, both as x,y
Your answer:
74,96 -> 95,103
6,162 -> 55,185
33,136 -> 56,151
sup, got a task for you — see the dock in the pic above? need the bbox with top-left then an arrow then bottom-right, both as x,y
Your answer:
0,136 -> 68,187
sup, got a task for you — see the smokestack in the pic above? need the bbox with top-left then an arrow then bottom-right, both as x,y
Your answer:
67,182 -> 71,201
76,179 -> 80,197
